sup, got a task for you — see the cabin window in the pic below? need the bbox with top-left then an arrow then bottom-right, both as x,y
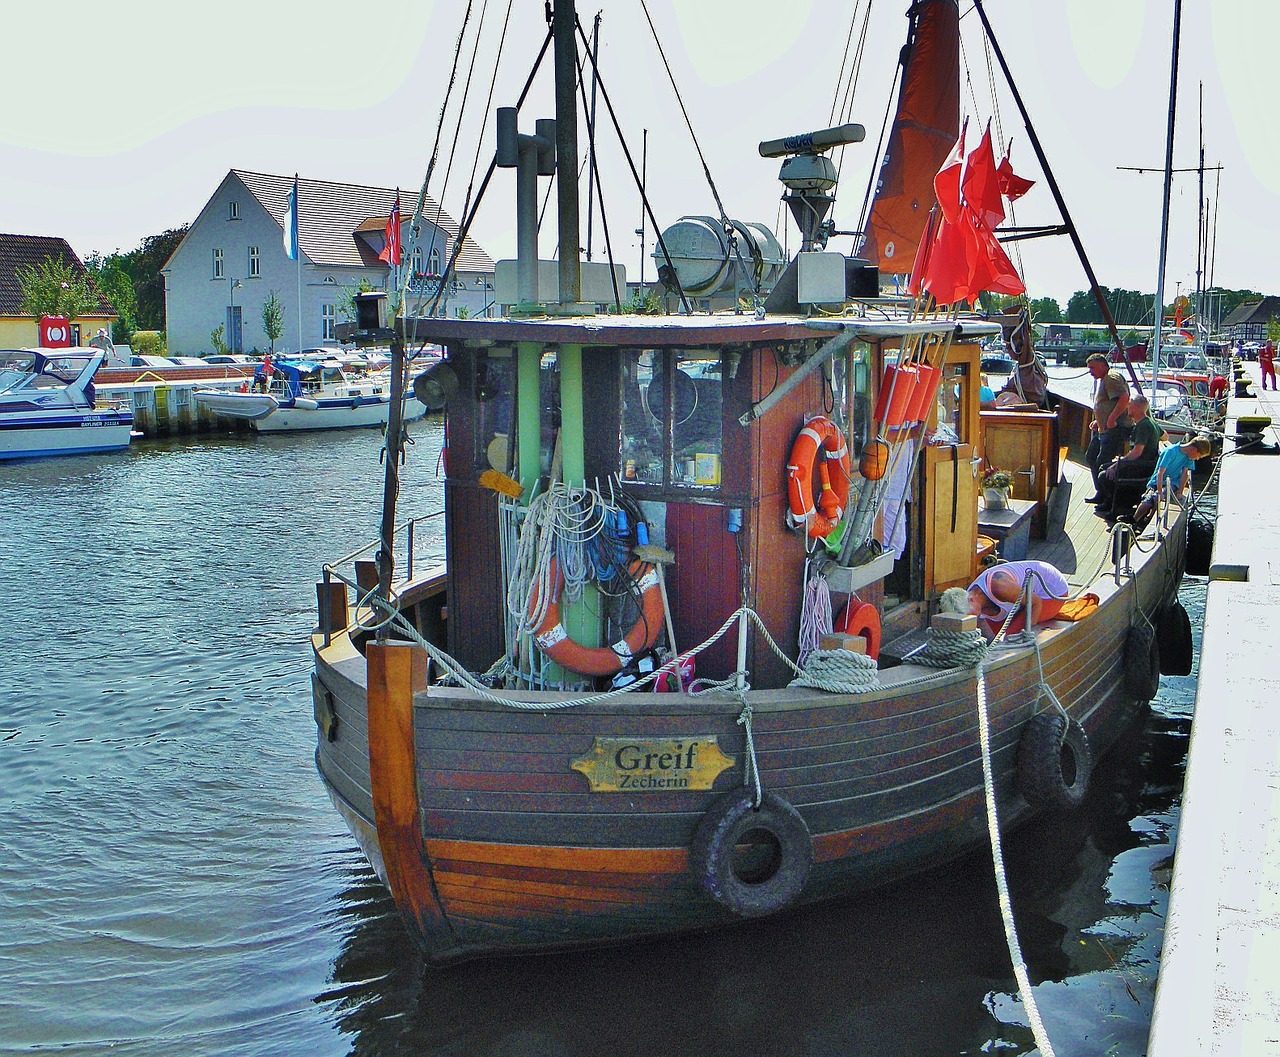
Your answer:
248,246 -> 260,277
830,342 -> 872,458
620,349 -> 723,489
938,360 -> 975,442
321,303 -> 336,340
212,248 -> 224,279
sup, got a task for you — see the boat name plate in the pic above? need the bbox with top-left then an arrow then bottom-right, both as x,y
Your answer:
571,736 -> 735,793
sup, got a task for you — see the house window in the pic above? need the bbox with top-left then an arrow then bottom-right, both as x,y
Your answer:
228,201 -> 239,220
248,246 -> 260,277
321,303 -> 336,341
428,248 -> 441,275
411,248 -> 423,276
212,248 -> 224,279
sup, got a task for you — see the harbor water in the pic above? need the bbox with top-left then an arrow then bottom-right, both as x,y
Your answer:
0,424 -> 1201,1057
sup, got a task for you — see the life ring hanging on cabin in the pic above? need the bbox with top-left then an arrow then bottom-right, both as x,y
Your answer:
530,558 -> 665,677
787,416 -> 852,540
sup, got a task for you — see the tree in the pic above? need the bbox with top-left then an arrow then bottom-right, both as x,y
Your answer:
210,324 -> 230,357
1065,286 -> 1154,327
1028,296 -> 1061,323
261,291 -> 284,353
15,256 -> 98,320
84,252 -> 138,342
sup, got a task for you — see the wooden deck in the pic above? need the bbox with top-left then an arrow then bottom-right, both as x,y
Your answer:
1028,454 -> 1114,585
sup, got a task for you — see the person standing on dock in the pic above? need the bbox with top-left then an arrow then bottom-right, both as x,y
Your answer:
1084,353 -> 1131,503
1259,340 -> 1276,390
1093,393 -> 1162,515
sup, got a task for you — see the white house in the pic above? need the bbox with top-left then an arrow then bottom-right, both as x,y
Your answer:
162,170 -> 496,356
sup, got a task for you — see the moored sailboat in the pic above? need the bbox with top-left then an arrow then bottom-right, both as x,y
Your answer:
310,0 -> 1192,965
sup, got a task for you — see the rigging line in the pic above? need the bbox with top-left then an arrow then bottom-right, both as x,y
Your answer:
399,0 -> 476,316
827,6 -> 860,128
574,16 -> 692,314
573,47 -> 622,310
418,0 -> 493,317
634,0 -> 757,299
834,1 -> 875,180
462,0 -> 517,212
425,28 -> 555,318
852,60 -> 902,247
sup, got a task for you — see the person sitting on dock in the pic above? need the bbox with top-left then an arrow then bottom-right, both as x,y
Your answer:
1129,435 -> 1212,528
1085,353 -> 1131,503
967,559 -> 1070,639
1093,393 -> 1162,516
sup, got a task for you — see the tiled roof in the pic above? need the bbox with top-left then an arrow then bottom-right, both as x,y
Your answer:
0,233 -> 115,318
231,170 -> 495,272
1222,296 -> 1280,327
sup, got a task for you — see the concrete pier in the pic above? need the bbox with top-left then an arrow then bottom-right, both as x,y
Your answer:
1148,363 -> 1280,1055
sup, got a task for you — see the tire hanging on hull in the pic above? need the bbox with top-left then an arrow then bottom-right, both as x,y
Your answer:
691,789 -> 813,917
1015,712 -> 1093,811
1124,624 -> 1161,701
1156,601 -> 1194,676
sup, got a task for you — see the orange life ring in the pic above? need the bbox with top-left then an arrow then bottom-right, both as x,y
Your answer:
530,558 -> 665,676
787,416 -> 852,540
833,600 -> 882,660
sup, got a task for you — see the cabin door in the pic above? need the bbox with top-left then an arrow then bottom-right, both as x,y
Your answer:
923,442 -> 979,595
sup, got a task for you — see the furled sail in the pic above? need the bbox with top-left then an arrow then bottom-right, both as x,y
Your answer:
861,0 -> 960,275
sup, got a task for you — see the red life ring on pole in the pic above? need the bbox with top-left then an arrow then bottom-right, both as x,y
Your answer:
787,416 -> 852,540
833,600 -> 882,660
530,558 -> 665,676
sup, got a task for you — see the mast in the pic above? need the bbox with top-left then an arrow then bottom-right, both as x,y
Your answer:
1150,0 -> 1184,392
584,11 -> 601,262
554,0 -> 582,306
971,0 -> 1144,392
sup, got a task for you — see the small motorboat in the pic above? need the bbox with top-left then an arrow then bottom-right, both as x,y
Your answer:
0,348 -> 134,461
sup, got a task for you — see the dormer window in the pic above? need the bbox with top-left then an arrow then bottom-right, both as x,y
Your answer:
228,201 -> 239,220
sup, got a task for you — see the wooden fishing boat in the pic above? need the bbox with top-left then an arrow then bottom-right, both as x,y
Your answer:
310,0 -> 1194,964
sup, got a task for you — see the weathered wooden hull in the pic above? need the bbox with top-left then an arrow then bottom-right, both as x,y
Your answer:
312,516 -> 1185,964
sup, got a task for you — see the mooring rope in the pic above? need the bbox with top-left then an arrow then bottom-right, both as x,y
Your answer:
975,667 -> 1058,1057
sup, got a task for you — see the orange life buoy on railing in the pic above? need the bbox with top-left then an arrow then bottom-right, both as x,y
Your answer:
787,416 -> 852,540
833,600 -> 882,660
530,558 -> 665,676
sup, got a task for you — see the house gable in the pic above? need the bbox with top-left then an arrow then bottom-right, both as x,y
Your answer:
0,233 -> 114,318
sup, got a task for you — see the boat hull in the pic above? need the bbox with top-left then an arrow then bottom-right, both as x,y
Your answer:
313,516 -> 1185,964
251,394 -> 426,432
0,409 -> 134,460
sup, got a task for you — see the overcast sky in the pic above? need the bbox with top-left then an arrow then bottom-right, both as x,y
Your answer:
3,0 -> 1273,310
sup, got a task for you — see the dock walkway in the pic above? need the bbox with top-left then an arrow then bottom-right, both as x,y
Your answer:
1148,362 -> 1280,1055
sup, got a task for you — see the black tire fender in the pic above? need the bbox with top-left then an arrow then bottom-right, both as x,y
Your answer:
691,789 -> 813,918
1125,624 -> 1161,700
1156,601 -> 1194,676
1016,712 -> 1093,811
1186,518 -> 1214,577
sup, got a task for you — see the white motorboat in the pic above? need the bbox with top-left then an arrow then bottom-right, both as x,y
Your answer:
194,355 -> 427,432
0,348 -> 134,461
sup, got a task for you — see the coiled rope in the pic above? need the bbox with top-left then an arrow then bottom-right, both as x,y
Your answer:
788,649 -> 879,693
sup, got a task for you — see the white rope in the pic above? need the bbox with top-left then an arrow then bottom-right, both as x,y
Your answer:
788,649 -> 878,693
975,667 -> 1058,1057
797,562 -> 834,668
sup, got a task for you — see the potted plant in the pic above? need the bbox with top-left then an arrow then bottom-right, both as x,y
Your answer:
981,466 -> 1013,510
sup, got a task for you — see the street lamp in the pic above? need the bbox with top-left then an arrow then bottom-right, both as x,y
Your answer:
228,278 -> 242,353
475,275 -> 494,318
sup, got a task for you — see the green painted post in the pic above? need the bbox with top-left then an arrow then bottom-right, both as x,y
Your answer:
558,344 -> 602,651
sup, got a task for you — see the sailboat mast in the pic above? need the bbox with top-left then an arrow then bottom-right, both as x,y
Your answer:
1196,82 -> 1206,339
1150,0 -> 1185,393
970,0 -> 1142,392
554,0 -> 582,305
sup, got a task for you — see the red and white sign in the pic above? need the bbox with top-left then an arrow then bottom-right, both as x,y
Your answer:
39,316 -> 72,348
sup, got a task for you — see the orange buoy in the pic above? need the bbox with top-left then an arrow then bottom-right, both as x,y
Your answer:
858,437 -> 891,481
905,363 -> 941,425
787,416 -> 852,540
833,600 -> 882,659
530,559 -> 665,677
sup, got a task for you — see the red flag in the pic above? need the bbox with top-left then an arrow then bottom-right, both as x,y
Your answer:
921,212 -> 976,306
378,192 -> 402,266
933,119 -> 968,225
962,123 -> 1004,231
907,208 -> 942,298
968,214 -> 1026,296
996,146 -> 1035,202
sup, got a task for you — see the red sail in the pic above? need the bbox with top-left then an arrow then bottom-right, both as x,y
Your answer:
862,0 -> 960,275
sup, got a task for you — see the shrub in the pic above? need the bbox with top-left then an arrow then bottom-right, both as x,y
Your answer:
132,330 -> 167,356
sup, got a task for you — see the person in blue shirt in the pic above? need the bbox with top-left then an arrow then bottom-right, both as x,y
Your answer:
1129,435 -> 1211,527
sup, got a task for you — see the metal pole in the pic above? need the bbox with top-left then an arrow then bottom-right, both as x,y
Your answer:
375,326 -> 409,638
584,11 -> 601,262
971,0 -> 1143,393
553,0 -> 581,305
1149,0 -> 1184,397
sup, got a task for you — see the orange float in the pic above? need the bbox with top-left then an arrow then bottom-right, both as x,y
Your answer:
833,600 -> 882,659
858,437 -> 891,481
531,559 -> 665,676
873,364 -> 919,431
905,362 -> 941,425
787,416 -> 852,540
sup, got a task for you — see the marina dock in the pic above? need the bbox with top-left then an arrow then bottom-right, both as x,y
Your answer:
1148,363 -> 1280,1054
